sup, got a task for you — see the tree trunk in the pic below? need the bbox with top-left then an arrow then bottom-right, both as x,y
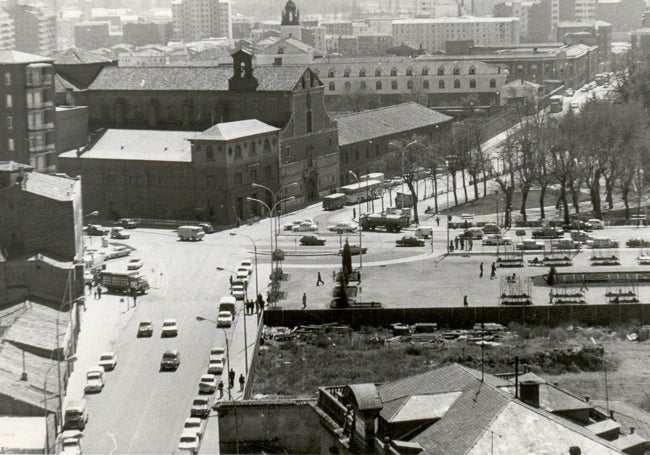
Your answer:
590,183 -> 602,220
406,180 -> 419,224
604,177 -> 615,210
570,184 -> 580,213
560,181 -> 570,224
471,171 -> 479,200
520,185 -> 530,222
452,172 -> 458,206
505,188 -> 514,228
622,189 -> 630,219
461,171 -> 468,203
433,172 -> 439,213
482,168 -> 488,197
539,184 -> 547,219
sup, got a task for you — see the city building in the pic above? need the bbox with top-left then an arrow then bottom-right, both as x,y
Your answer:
556,20 -> 611,61
48,47 -> 117,91
73,21 -> 120,50
0,50 -> 57,172
631,28 -> 650,56
254,37 -> 316,65
416,0 -> 461,17
216,364 -> 646,454
494,0 -> 554,42
335,102 -> 452,185
6,0 -> 56,55
64,49 -> 339,217
312,57 -> 507,107
326,35 -> 359,55
171,0 -> 232,42
0,7 -> 15,50
357,34 -> 394,56
280,0 -> 301,41
392,16 -> 521,53
321,21 -> 354,37
301,26 -> 326,54
123,19 -> 173,46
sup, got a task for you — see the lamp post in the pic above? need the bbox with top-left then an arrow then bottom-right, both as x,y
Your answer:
196,316 -> 231,400
251,182 -> 298,245
44,355 -> 76,454
348,170 -> 363,269
389,140 -> 418,209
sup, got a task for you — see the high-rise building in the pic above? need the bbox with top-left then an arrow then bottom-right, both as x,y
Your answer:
0,50 -> 57,172
6,0 -> 56,55
171,0 -> 232,42
494,0 -> 553,42
0,8 -> 15,49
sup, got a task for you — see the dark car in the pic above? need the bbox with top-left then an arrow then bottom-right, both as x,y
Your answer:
160,349 -> 181,371
85,224 -> 110,236
627,238 -> 650,248
566,220 -> 593,232
115,218 -> 138,229
338,245 -> 367,256
198,222 -> 214,234
300,235 -> 326,246
532,227 -> 564,238
137,320 -> 153,337
396,236 -> 425,247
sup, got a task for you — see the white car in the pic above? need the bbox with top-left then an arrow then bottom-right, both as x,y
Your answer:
235,270 -> 249,285
328,222 -> 358,233
190,396 -> 210,418
161,319 -> 178,337
127,258 -> 143,270
198,374 -> 217,394
208,358 -> 224,375
217,311 -> 233,328
210,347 -> 225,358
231,285 -> 245,301
84,366 -> 105,394
60,431 -> 83,455
588,219 -> 605,230
98,352 -> 117,371
178,431 -> 200,454
106,246 -> 130,259
238,260 -> 253,275
283,220 -> 303,231
183,417 -> 204,439
482,234 -> 512,246
291,221 -> 318,232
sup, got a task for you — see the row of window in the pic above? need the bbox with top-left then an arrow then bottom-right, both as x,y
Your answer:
329,78 -> 497,91
327,65 -> 478,78
232,166 -> 273,185
201,138 -> 274,161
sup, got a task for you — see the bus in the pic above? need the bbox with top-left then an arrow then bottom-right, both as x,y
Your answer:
549,95 -> 563,113
322,193 -> 346,210
341,179 -> 383,204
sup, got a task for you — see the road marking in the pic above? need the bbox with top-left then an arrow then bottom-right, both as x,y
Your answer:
107,432 -> 117,455
125,385 -> 156,454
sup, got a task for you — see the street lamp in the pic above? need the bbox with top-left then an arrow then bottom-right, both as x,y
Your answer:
389,140 -> 418,209
247,196 -> 295,255
44,355 -> 76,453
251,182 -> 298,240
348,170 -> 363,269
196,316 -> 231,400
83,211 -> 99,218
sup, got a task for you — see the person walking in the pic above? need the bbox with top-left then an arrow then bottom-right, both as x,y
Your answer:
218,380 -> 224,398
463,295 -> 468,307
86,281 -> 93,295
316,272 -> 324,286
454,236 -> 459,250
490,262 -> 497,280
479,262 -> 484,278
302,292 -> 307,309
460,237 -> 465,251
353,207 -> 356,220
239,374 -> 245,392
132,290 -> 137,307
468,238 -> 473,251
449,241 -> 454,253
228,369 -> 235,389
435,216 -> 440,227
97,286 -> 102,300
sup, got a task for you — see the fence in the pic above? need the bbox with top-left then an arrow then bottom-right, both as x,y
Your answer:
242,312 -> 266,400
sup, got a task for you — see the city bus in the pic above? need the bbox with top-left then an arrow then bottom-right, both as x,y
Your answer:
549,95 -> 563,113
340,179 -> 383,204
322,193 -> 346,210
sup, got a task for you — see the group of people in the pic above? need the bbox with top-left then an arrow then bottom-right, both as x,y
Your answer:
450,235 -> 474,252
217,369 -> 246,398
478,262 -> 498,280
245,294 -> 266,315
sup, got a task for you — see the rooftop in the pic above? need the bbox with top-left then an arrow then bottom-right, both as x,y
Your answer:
0,417 -> 46,451
0,161 -> 33,172
48,47 -> 116,64
335,102 -> 452,147
0,50 -> 52,65
393,15 -> 519,24
20,172 -> 78,202
194,120 -> 279,141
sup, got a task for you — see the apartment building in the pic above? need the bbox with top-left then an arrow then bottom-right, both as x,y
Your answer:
171,0 -> 232,41
392,16 -> 521,53
6,0 -> 56,55
0,8 -> 15,49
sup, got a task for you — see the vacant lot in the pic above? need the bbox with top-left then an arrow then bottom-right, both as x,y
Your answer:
250,323 -> 650,411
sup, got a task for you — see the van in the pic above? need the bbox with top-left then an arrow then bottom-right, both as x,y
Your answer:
415,227 -> 432,239
64,399 -> 88,430
178,226 -> 205,241
218,296 -> 236,318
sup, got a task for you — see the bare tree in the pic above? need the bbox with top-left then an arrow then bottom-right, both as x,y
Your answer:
490,133 -> 517,227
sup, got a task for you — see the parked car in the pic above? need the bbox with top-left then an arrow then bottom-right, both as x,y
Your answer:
110,227 -> 130,239
198,222 -> 214,234
161,319 -> 178,337
160,349 -> 181,370
190,396 -> 210,418
183,417 -> 204,439
328,222 -> 358,233
552,239 -> 581,250
137,320 -> 153,337
482,234 -> 512,246
481,223 -> 502,235
178,431 -> 200,454
84,366 -> 105,394
198,374 -> 217,394
338,245 -> 367,255
462,228 -> 484,240
300,235 -> 326,246
396,236 -> 425,247
627,238 -> 650,248
61,430 -> 83,455
210,347 -> 225,358
207,358 -> 224,375
127,258 -> 143,270
588,219 -> 605,230
590,237 -> 619,248
85,224 -> 110,236
532,227 -> 564,238
238,259 -> 253,275
570,230 -> 594,244
516,240 -> 545,250
231,284 -> 245,301
114,218 -> 138,229
566,220 -> 593,232
216,310 -> 233,328
283,220 -> 307,231
98,352 -> 117,371
105,246 -> 130,259
84,270 -> 94,285
292,221 -> 318,232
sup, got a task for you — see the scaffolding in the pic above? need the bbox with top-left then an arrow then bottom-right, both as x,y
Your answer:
591,248 -> 620,266
499,275 -> 533,305
638,249 -> 650,265
496,245 -> 524,268
542,241 -> 575,267
549,286 -> 586,305
606,273 -> 639,304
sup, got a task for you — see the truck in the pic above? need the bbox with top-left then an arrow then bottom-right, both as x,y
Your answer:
100,271 -> 149,294
360,213 -> 408,232
178,225 -> 205,241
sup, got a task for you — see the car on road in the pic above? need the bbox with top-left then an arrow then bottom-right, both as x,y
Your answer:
98,352 -> 117,371
60,430 -> 83,455
183,417 -> 204,439
110,227 -> 130,239
627,238 -> 650,248
190,396 -> 211,418
283,220 -> 308,231
516,240 -> 545,250
532,227 -> 564,238
210,347 -> 225,358
567,220 -> 593,232
161,319 -> 178,337
84,366 -> 105,394
235,270 -> 249,285
338,245 -> 367,255
482,234 -> 512,246
84,270 -> 94,284
127,258 -> 143,270
198,222 -> 214,234
160,349 -> 181,370
137,320 -> 153,337
216,310 -> 233,328
208,358 -> 224,375
105,246 -> 131,259
178,431 -> 200,454
300,235 -> 326,246
292,221 -> 318,232
396,235 -> 425,247
462,228 -> 484,240
238,259 -> 253,275
231,284 -> 245,301
588,219 -> 605,230
328,222 -> 358,233
85,224 -> 110,236
114,218 -> 138,229
570,230 -> 594,244
481,224 -> 502,235
198,374 -> 217,394
590,237 -> 619,248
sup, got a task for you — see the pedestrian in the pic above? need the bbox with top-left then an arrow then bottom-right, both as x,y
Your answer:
132,290 -> 137,307
229,275 -> 233,287
93,288 -> 98,300
97,286 -> 102,300
86,281 -> 92,295
316,272 -> 324,286
490,262 -> 497,280
332,270 -> 336,281
463,295 -> 468,307
435,216 -> 440,227
479,262 -> 484,278
353,207 -> 356,220
468,238 -> 473,251
454,236 -> 459,250
449,241 -> 454,253
460,237 -> 465,251
302,292 -> 307,309
228,369 -> 235,389
218,380 -> 224,398
239,374 -> 245,392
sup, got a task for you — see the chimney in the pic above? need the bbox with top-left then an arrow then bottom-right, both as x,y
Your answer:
610,410 -> 616,420
569,447 -> 581,455
519,380 -> 540,407
630,427 -> 635,434
584,395 -> 590,403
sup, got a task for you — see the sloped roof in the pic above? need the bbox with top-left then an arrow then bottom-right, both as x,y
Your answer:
0,50 -> 52,64
311,58 -> 500,76
387,392 -> 462,423
20,172 -> 77,202
612,433 -> 648,451
54,73 -> 82,92
586,419 -> 621,435
48,47 -> 116,64
3,304 -> 66,353
592,400 -> 650,439
88,65 -> 308,91
194,120 -> 279,141
259,37 -> 315,54
344,384 -> 382,411
60,129 -> 193,162
335,102 -> 451,147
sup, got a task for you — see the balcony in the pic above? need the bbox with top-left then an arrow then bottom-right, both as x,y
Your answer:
27,100 -> 54,110
28,122 -> 55,132
29,143 -> 56,153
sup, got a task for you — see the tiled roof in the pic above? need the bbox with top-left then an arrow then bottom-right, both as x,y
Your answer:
194,120 -> 279,141
54,73 -> 81,92
259,37 -> 314,54
60,129 -> 193,162
0,50 -> 52,64
47,47 -> 116,64
88,65 -> 307,91
22,172 -> 78,202
311,58 -> 500,75
3,304 -> 65,354
592,400 -> 650,439
335,102 -> 452,147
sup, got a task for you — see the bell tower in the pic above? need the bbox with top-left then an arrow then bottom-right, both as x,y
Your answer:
280,0 -> 302,40
228,49 -> 258,92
